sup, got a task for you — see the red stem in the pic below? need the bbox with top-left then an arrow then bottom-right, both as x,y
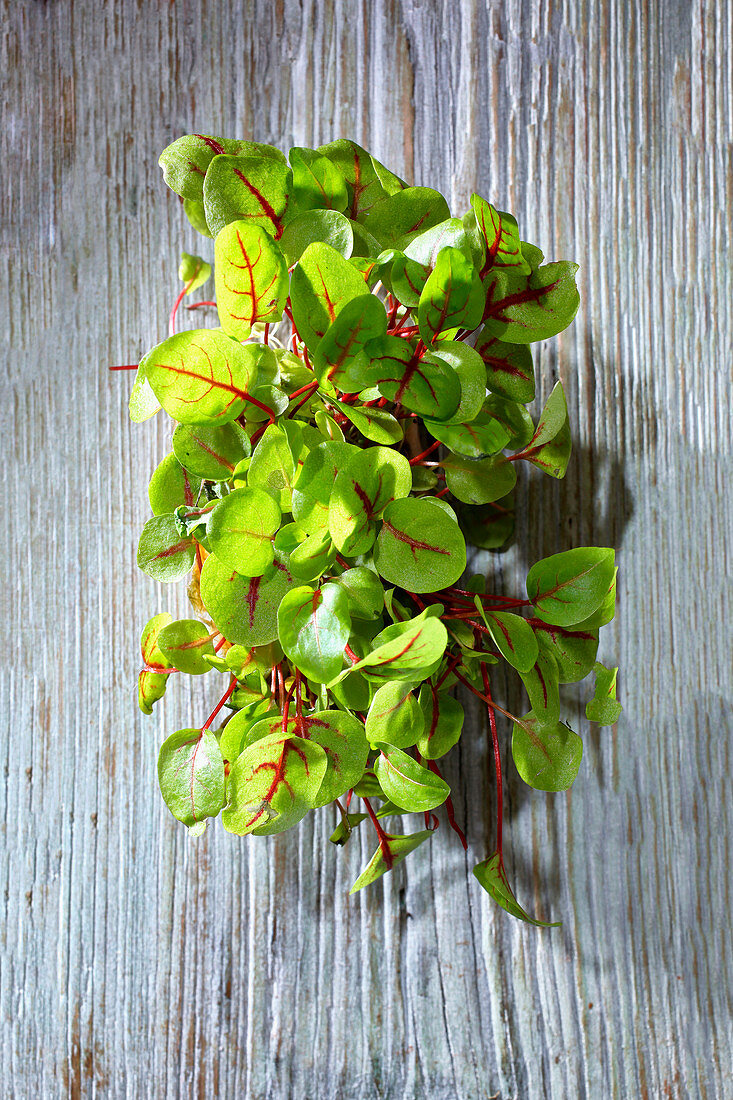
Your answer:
409,441 -> 441,466
109,364 -> 139,371
169,277 -> 195,336
427,760 -> 467,849
201,677 -> 237,731
482,662 -> 503,857
362,796 -> 393,868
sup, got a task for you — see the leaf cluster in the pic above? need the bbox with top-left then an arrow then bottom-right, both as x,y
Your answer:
130,135 -> 620,923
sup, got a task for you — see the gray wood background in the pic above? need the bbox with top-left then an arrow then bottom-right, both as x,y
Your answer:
1,1 -> 731,1096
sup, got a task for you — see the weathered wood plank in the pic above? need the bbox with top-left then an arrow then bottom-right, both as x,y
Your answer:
1,1 -> 730,1097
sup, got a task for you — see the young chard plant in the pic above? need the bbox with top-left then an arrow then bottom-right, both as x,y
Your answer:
120,134 -> 620,925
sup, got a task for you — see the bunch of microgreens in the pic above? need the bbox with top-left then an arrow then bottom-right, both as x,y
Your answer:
118,134 -> 620,924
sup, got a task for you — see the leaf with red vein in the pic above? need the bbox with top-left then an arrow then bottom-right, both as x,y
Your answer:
474,853 -> 560,927
339,402 -> 404,445
365,681 -> 424,749
172,421 -> 250,482
518,646 -> 561,726
474,332 -> 535,403
159,135 -> 277,201
585,662 -> 622,726
373,743 -> 450,812
469,195 -> 530,276
234,709 -> 370,808
277,582 -> 351,684
374,497 -> 466,593
279,209 -> 354,265
203,154 -> 292,238
425,412 -> 510,459
526,547 -> 615,627
200,550 -> 296,647
336,607 -> 448,685
289,146 -> 349,212
475,606 -> 538,673
416,686 -> 464,759
483,261 -> 580,344
158,728 -> 225,828
137,515 -> 196,583
158,619 -> 215,676
138,613 -> 174,715
372,336 -> 461,420
350,829 -> 434,893
362,187 -> 451,249
290,241 -> 368,352
148,452 -> 202,514
329,445 -> 412,555
313,294 -> 387,391
142,329 -> 258,426
531,619 -> 599,684
208,486 -> 281,577
442,451 -> 517,505
215,221 -> 288,340
317,139 -> 388,220
292,441 -> 360,536
511,711 -> 583,792
418,246 -> 485,345
222,732 -> 327,835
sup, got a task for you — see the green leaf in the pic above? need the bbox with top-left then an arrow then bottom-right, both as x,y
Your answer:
128,362 -> 161,423
279,209 -> 354,265
277,583 -> 351,684
526,547 -> 616,627
518,647 -> 561,726
512,712 -> 583,791
247,423 -> 297,510
142,330 -> 257,425
214,221 -> 288,340
473,853 -> 560,926
339,402 -> 404,444
511,382 -> 571,479
159,134 -> 261,201
290,242 -> 368,351
339,607 -> 448,683
531,618 -> 599,684
148,452 -> 201,515
373,744 -> 449,811
200,551 -> 296,646
289,146 -> 348,212
158,619 -> 215,675
469,195 -> 530,274
427,341 -> 487,423
158,729 -> 225,827
374,497 -> 466,593
313,295 -> 388,390
350,830 -> 433,892
418,247 -> 485,345
317,139 -> 388,219
178,252 -> 212,294
334,567 -> 385,620
222,732 -> 327,835
289,531 -> 336,582
362,187 -> 451,249
483,261 -> 580,344
442,452 -> 517,505
483,395 -> 535,449
426,413 -> 509,459
373,338 -> 461,420
480,608 -> 538,672
457,496 -> 515,551
475,332 -> 535,403
137,515 -> 195,582
183,198 -> 212,238
207,486 -> 281,577
203,154 -> 292,238
292,441 -> 358,535
172,421 -> 250,481
328,446 -> 411,556
586,662 -> 622,725
416,685 -> 464,759
138,612 -> 174,714
366,681 -> 424,749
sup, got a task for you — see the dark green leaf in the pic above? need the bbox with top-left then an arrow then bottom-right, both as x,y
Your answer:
416,684 -> 464,759
373,744 -> 450,811
531,618 -> 599,684
313,294 -> 387,390
473,853 -> 560,926
374,497 -> 466,593
442,452 -> 517,504
418,247 -> 485,345
512,712 -> 583,791
362,187 -> 451,249
366,681 -> 424,748
526,547 -> 616,627
469,195 -> 530,274
586,662 -> 622,725
475,332 -> 535,403
350,830 -> 433,892
317,139 -> 388,219
483,262 -> 580,344
289,146 -> 348,212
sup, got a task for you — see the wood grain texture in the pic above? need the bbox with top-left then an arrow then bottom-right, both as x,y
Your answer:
1,1 -> 731,1096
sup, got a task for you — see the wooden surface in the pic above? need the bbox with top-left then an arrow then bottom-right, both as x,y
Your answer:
1,1 -> 731,1096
